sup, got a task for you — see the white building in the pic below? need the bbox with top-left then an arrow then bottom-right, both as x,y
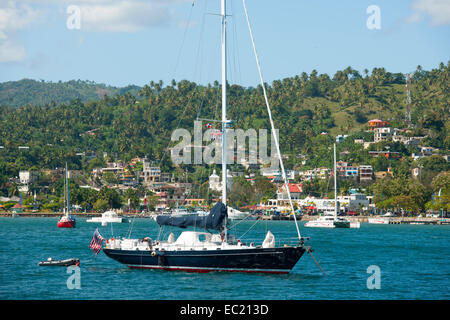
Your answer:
209,169 -> 221,192
298,196 -> 338,215
19,171 -> 36,185
208,169 -> 233,192
338,193 -> 370,212
374,127 -> 394,143
18,171 -> 37,193
298,168 -> 330,180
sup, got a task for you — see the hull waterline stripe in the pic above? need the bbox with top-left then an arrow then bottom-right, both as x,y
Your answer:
127,264 -> 290,274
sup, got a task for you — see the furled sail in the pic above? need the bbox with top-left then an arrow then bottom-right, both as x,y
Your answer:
156,202 -> 227,231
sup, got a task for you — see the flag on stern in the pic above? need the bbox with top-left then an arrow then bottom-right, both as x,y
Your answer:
89,228 -> 104,255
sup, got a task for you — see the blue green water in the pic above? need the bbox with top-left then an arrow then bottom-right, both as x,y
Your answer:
0,217 -> 449,300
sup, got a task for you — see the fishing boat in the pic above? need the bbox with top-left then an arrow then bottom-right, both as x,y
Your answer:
102,0 -> 310,274
57,163 -> 76,228
86,210 -> 128,224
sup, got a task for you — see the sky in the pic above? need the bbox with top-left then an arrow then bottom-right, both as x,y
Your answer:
0,0 -> 449,88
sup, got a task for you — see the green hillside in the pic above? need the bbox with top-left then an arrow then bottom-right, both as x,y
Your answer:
0,79 -> 142,107
0,62 -> 448,173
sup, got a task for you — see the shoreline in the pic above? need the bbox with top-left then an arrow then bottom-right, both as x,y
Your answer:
1,212 -> 448,225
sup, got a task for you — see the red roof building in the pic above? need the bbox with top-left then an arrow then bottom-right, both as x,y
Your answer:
367,119 -> 390,131
288,183 -> 303,194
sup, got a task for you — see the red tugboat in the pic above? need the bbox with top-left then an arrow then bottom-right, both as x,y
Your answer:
57,163 -> 76,228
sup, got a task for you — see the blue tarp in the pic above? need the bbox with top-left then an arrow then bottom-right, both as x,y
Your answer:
156,202 -> 227,231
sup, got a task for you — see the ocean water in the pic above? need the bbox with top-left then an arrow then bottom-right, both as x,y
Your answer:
0,217 -> 449,300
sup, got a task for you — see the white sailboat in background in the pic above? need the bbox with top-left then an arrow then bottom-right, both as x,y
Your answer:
305,144 -> 359,228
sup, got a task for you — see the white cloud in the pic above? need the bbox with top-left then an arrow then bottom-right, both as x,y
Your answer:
20,0 -> 188,32
409,0 -> 450,25
0,1 -> 41,62
0,0 -> 188,63
0,39 -> 26,62
78,0 -> 173,32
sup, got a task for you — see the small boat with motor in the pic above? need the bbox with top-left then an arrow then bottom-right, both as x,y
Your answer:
39,257 -> 79,267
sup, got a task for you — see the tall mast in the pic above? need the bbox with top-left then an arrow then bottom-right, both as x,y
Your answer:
221,0 -> 228,241
221,0 -> 227,206
334,144 -> 337,218
66,162 -> 70,217
63,163 -> 67,215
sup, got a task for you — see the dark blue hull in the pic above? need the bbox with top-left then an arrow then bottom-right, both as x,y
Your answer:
103,246 -> 306,274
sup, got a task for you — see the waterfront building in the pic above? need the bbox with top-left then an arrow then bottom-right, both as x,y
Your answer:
338,193 -> 370,212
277,183 -> 303,202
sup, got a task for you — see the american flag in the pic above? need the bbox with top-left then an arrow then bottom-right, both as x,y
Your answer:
89,228 -> 103,255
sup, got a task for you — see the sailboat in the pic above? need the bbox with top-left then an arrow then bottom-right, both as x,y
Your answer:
102,0 -> 309,274
57,163 -> 76,228
305,144 -> 355,228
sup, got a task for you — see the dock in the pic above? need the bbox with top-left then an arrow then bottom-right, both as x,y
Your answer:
300,215 -> 449,225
